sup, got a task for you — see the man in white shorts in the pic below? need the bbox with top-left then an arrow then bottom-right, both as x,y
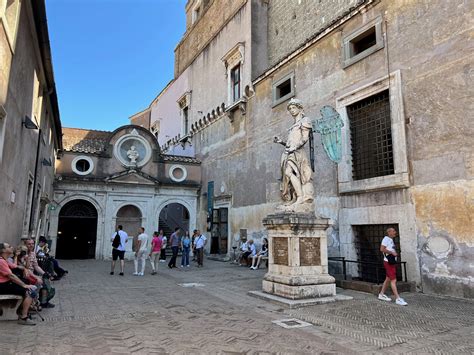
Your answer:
133,227 -> 149,276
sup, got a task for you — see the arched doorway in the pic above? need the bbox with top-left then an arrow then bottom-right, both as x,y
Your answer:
116,205 -> 142,239
57,200 -> 98,259
159,203 -> 190,237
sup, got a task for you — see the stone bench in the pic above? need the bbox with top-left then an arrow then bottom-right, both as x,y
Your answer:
0,295 -> 22,321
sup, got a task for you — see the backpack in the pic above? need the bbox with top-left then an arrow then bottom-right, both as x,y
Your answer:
112,232 -> 121,249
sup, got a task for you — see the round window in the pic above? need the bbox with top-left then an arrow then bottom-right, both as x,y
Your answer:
71,156 -> 94,176
169,165 -> 187,182
76,159 -> 90,172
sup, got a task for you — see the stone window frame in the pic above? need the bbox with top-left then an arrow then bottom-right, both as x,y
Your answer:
71,155 -> 94,176
177,92 -> 191,138
336,70 -> 409,194
342,16 -> 384,69
0,105 -> 6,163
169,164 -> 188,183
191,0 -> 202,24
0,0 -> 22,53
222,42 -> 245,107
272,72 -> 295,108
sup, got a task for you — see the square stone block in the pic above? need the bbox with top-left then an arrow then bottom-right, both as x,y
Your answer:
263,280 -> 336,300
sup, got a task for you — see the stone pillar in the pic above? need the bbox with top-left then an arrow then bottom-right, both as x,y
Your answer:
262,213 -> 336,300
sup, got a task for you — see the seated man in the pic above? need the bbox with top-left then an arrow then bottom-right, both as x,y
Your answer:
246,240 -> 257,266
237,239 -> 249,265
0,242 -> 37,325
26,239 -> 55,308
36,236 -> 67,279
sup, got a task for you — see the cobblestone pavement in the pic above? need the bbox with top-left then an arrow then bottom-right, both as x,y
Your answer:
1,259 -> 473,354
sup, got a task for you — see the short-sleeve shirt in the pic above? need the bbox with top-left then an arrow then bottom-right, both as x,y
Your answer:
170,232 -> 180,247
194,235 -> 207,249
381,236 -> 395,262
0,258 -> 13,283
111,230 -> 128,251
249,244 -> 257,257
137,233 -> 149,252
240,242 -> 248,252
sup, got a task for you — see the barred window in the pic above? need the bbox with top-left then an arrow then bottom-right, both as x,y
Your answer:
347,90 -> 394,180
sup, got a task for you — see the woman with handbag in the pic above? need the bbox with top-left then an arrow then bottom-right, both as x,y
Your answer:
378,228 -> 407,306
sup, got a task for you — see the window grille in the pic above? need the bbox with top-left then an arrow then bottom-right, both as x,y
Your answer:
347,90 -> 394,180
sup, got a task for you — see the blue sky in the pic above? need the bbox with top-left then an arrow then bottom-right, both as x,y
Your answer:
46,0 -> 187,131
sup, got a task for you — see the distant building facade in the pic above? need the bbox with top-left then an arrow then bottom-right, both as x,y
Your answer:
50,126 -> 201,259
0,0 -> 62,246
130,0 -> 473,298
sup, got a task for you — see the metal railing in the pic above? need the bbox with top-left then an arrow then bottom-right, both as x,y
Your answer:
328,256 -> 407,284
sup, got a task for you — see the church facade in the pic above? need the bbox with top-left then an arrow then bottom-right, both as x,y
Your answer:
49,125 -> 200,260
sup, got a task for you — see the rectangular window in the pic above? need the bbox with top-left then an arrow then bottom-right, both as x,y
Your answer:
353,224 -> 401,283
22,177 -> 34,236
347,90 -> 394,180
231,65 -> 241,102
272,73 -> 295,107
342,17 -> 384,68
183,106 -> 189,135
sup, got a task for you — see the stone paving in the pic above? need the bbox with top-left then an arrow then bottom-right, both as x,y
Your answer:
1,259 -> 473,354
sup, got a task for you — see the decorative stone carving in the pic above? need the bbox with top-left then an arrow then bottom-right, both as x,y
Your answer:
274,98 -> 314,212
127,146 -> 139,164
313,105 -> 344,163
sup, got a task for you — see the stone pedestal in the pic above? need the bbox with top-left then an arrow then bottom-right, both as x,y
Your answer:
261,212 -> 336,300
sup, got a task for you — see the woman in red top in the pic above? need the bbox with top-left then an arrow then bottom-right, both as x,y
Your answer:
0,243 -> 37,325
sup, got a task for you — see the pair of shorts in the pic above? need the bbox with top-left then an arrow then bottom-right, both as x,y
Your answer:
112,249 -> 125,260
384,261 -> 397,280
0,281 -> 26,296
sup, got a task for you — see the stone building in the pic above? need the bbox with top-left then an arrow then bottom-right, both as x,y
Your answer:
132,0 -> 473,298
49,125 -> 201,259
0,0 -> 62,246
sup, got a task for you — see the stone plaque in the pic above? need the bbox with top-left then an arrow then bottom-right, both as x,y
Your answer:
299,238 -> 320,266
273,237 -> 289,265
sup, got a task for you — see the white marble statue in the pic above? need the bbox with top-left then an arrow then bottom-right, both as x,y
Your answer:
127,145 -> 139,164
274,98 -> 314,210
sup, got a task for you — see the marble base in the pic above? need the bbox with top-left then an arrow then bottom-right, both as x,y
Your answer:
248,290 -> 352,309
263,279 -> 336,299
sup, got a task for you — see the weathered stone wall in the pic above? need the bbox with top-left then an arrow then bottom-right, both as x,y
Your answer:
267,0 -> 360,67
0,3 -> 59,246
174,0 -> 247,77
130,110 -> 150,129
191,0 -> 473,296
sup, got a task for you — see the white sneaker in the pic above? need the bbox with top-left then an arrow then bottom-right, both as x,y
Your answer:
378,293 -> 391,302
180,265 -> 184,268
133,272 -> 138,276
396,298 -> 407,306
138,272 -> 144,276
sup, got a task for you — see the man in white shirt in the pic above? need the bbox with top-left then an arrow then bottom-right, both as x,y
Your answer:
133,227 -> 149,276
193,230 -> 207,267
237,240 -> 249,264
110,225 -> 128,276
378,228 -> 407,306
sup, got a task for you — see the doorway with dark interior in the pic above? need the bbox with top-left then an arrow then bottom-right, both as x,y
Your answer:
56,200 -> 98,259
158,203 -> 190,238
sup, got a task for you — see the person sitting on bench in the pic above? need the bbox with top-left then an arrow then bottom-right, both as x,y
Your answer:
250,238 -> 268,270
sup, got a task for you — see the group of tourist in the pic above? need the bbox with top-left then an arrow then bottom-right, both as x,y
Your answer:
236,238 -> 268,270
110,226 -> 208,276
0,237 -> 67,325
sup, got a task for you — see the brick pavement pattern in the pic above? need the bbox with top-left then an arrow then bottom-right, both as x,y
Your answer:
1,259 -> 473,354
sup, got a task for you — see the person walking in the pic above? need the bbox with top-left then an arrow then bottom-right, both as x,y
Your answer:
168,228 -> 180,269
149,231 -> 162,275
191,229 -> 198,262
111,225 -> 128,276
159,231 -> 167,263
193,230 -> 207,267
378,228 -> 407,306
180,231 -> 191,268
133,227 -> 149,276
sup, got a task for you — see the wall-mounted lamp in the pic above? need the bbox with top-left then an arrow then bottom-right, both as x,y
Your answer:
42,158 -> 52,166
23,115 -> 38,130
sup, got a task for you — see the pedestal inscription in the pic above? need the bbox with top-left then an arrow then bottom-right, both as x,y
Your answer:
273,237 -> 288,266
299,238 -> 320,266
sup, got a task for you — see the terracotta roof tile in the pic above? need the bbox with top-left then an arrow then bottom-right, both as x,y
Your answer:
62,127 -> 112,154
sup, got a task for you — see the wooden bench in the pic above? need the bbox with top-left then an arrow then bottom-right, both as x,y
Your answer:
0,295 -> 22,321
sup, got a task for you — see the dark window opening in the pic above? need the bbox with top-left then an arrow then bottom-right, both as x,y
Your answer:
353,224 -> 401,283
350,27 -> 377,57
76,159 -> 90,172
183,106 -> 189,135
231,65 -> 241,102
276,78 -> 292,99
347,90 -> 394,180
